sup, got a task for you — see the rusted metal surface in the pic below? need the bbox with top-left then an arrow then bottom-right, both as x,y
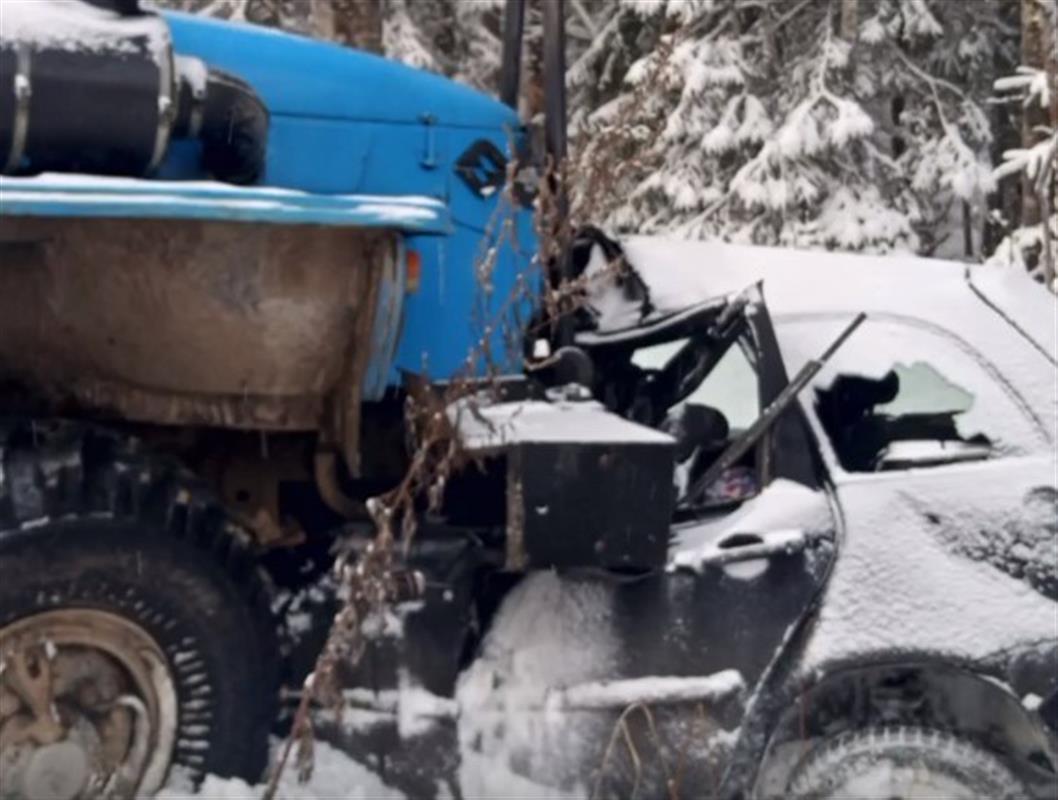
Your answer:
0,217 -> 395,470
0,645 -> 64,747
191,433 -> 314,548
0,609 -> 178,799
314,450 -> 365,518
505,467 -> 527,572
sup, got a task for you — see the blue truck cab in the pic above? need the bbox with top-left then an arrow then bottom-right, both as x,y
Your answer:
162,12 -> 538,386
1,8 -> 538,391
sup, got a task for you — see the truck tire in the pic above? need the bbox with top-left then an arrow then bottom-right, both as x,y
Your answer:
0,425 -> 279,798
786,725 -> 1028,800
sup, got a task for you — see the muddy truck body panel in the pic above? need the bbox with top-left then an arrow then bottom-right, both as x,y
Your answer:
0,215 -> 396,445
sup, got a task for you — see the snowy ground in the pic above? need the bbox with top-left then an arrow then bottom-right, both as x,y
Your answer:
157,740 -> 407,800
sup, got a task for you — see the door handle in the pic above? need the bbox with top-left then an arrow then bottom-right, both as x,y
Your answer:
677,528 -> 809,571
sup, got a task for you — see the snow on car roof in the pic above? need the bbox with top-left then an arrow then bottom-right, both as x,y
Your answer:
619,236 -> 1036,326
969,263 -> 1056,363
617,237 -> 1056,436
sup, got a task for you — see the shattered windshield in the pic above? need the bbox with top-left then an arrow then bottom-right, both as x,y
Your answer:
631,337 -> 759,430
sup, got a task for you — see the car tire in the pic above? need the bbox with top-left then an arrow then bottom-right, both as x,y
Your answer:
0,425 -> 279,796
786,725 -> 1029,800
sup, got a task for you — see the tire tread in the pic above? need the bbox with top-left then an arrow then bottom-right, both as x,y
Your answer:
0,420 -> 280,783
788,724 -> 1029,800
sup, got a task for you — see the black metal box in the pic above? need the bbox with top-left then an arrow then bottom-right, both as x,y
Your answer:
457,399 -> 675,570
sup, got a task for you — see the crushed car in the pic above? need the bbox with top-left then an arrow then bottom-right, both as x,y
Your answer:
444,233 -> 1058,800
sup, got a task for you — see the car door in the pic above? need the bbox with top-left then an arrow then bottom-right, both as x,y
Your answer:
596,299 -> 842,794
772,314 -> 1057,675
457,296 -> 843,799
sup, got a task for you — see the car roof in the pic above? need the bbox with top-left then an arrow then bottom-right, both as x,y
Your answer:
619,236 -> 1056,433
621,237 -> 1049,350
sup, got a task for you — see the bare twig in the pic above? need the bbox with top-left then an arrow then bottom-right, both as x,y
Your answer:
591,702 -> 677,800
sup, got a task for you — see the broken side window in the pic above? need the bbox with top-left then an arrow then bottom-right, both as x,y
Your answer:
777,317 -> 1045,473
816,362 -> 988,472
632,338 -> 760,431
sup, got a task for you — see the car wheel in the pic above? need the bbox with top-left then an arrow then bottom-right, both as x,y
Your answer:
0,427 -> 279,799
787,725 -> 1028,800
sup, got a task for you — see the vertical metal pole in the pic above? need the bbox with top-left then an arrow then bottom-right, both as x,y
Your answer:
542,0 -> 573,346
542,0 -> 568,184
499,0 -> 526,109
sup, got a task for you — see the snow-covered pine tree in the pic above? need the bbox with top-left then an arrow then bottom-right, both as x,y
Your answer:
988,0 -> 1057,290
163,0 -> 1036,268
569,0 -> 1009,258
162,0 -> 509,88
383,0 -> 507,90
160,0 -> 334,39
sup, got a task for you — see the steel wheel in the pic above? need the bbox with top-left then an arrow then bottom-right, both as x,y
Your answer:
0,425 -> 280,785
0,610 -> 178,800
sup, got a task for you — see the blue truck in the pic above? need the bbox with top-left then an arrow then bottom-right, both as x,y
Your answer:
0,2 -> 1055,799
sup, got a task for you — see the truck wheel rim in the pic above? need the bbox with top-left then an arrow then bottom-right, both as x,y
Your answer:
0,609 -> 179,800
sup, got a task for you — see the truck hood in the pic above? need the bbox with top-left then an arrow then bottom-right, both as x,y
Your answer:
163,12 -> 519,130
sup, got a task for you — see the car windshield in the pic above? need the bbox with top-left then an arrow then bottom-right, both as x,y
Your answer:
628,334 -> 763,508
631,338 -> 759,430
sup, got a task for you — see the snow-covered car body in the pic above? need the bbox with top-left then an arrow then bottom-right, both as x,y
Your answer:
451,241 -> 1057,799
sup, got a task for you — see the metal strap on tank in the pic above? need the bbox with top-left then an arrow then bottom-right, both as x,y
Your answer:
147,48 -> 175,175
175,55 -> 207,139
4,44 -> 32,175
187,76 -> 206,140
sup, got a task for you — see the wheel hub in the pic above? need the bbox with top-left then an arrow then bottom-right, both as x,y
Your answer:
20,739 -> 90,800
0,610 -> 178,800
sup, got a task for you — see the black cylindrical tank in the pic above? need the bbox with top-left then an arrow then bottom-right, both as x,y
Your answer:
0,0 -> 268,184
0,1 -> 174,176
